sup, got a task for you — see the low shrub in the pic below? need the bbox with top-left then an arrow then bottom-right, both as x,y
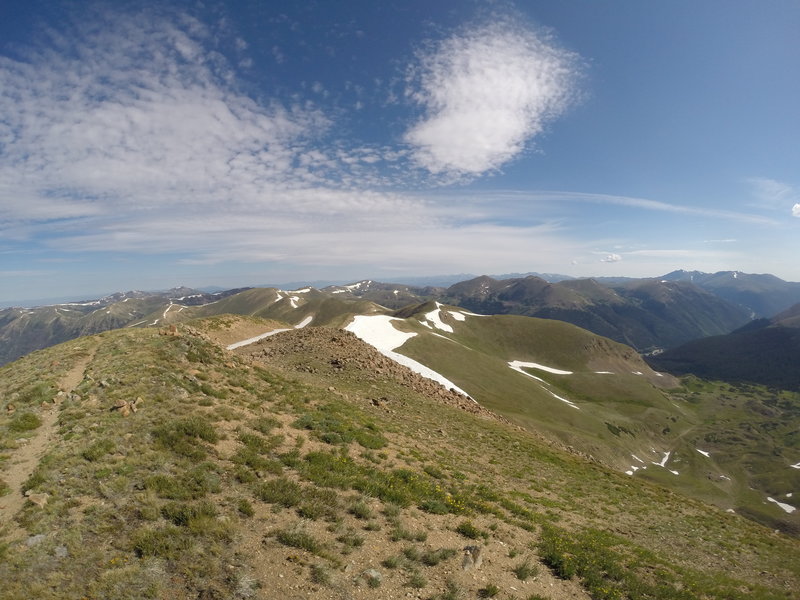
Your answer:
9,412 -> 42,432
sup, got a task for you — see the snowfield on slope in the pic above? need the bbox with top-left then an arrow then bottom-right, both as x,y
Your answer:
345,314 -> 472,398
508,360 -> 573,375
507,361 -> 579,409
226,314 -> 313,350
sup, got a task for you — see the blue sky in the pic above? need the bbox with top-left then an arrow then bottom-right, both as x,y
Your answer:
1,0 -> 798,304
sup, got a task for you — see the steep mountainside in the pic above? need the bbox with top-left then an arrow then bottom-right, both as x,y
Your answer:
662,270 -> 800,317
1,320 -> 798,599
440,275 -> 751,351
0,288 -> 249,366
648,303 -> 800,390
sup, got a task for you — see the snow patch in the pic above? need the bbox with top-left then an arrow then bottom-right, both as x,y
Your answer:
547,390 -> 579,410
423,303 -> 454,333
631,371 -> 643,375
696,449 -> 711,458
226,314 -> 315,350
631,455 -> 645,464
767,497 -> 796,514
295,315 -> 313,328
508,365 -> 546,383
594,371 -> 614,375
508,361 -> 573,375
163,303 -> 174,319
790,462 -> 800,469
448,311 -> 466,322
345,315 -> 471,398
652,451 -> 671,468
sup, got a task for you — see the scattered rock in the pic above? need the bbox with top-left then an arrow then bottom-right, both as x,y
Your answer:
360,569 -> 382,586
110,396 -> 143,417
25,534 -> 46,547
26,493 -> 49,508
54,545 -> 68,558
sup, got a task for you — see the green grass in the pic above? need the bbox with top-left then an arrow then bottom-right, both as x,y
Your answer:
455,519 -> 484,539
254,476 -> 303,508
9,412 -> 42,432
152,416 -> 219,460
275,528 -> 325,555
0,317 -> 798,600
82,438 -> 116,461
512,558 -> 539,581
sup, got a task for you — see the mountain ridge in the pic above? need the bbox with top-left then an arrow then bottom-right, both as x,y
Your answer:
1,319 -> 798,598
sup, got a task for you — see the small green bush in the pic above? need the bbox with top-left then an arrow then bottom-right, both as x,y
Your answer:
254,477 -> 303,508
9,412 -> 42,432
455,520 -> 483,539
82,438 -> 115,462
309,564 -> 331,585
160,500 -> 216,526
145,464 -> 220,500
337,530 -> 364,548
406,570 -> 426,589
512,558 -> 539,581
421,548 -> 457,566
251,416 -> 281,434
132,525 -> 192,559
478,583 -> 500,598
275,529 -> 324,555
152,417 -> 218,459
349,500 -> 373,519
237,498 -> 255,517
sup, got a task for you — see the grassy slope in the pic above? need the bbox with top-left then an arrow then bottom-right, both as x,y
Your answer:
1,319 -> 797,599
393,309 -> 800,534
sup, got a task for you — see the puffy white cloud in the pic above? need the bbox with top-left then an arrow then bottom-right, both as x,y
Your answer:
403,20 -> 579,178
793,203 -> 800,218
601,253 -> 622,263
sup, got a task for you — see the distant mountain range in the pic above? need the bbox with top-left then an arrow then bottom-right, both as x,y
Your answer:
660,270 -> 800,318
3,270 -> 800,367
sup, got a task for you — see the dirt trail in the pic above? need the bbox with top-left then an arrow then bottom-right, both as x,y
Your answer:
0,344 -> 98,540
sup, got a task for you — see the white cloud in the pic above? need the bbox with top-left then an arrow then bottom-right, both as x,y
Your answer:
403,20 -> 579,178
747,177 -> 800,218
600,253 -> 622,263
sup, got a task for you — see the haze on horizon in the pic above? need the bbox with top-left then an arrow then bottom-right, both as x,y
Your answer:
1,0 -> 798,303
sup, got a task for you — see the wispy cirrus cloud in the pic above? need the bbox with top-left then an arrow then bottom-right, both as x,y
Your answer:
403,19 -> 580,179
477,190 -> 781,225
0,6 -> 588,277
747,177 -> 800,218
